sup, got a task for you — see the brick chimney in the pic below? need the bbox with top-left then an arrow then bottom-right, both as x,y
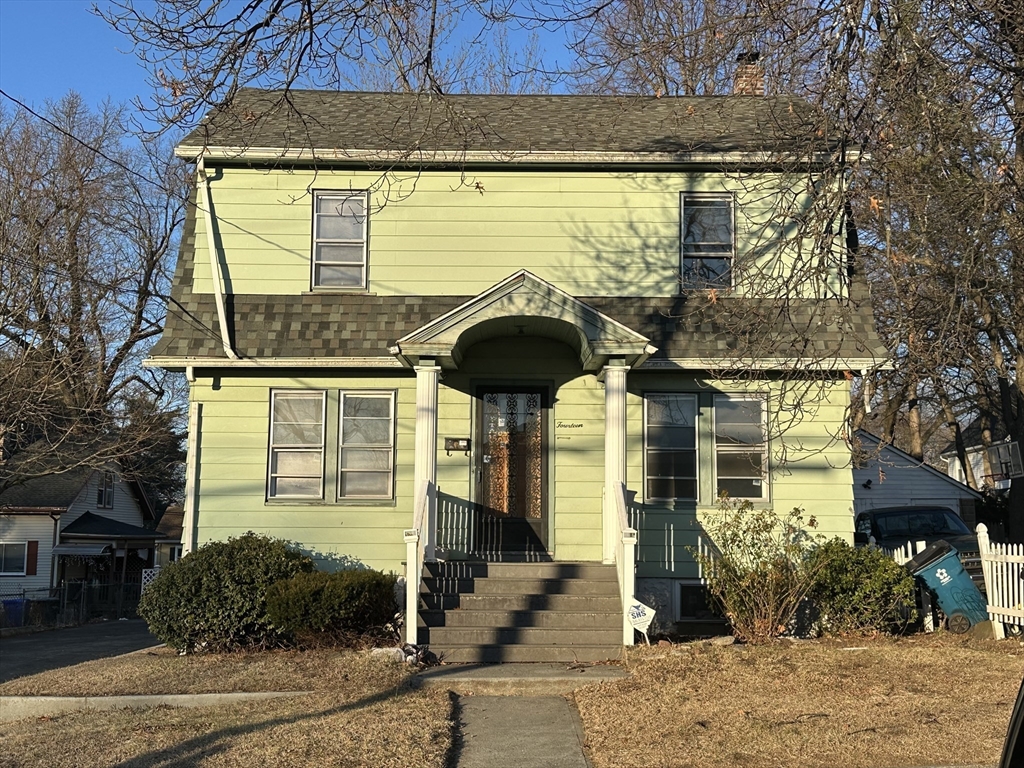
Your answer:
733,51 -> 764,96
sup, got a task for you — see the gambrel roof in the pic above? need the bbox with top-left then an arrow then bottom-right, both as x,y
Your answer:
177,90 -> 832,159
150,202 -> 887,370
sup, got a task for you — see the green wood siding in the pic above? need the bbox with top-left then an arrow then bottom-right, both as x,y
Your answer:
190,359 -> 852,575
191,167 -> 834,298
626,374 -> 853,578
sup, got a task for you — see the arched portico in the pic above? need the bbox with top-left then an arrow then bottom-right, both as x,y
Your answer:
392,270 -> 655,564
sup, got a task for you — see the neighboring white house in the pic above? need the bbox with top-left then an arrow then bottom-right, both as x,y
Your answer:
853,430 -> 983,524
0,468 -> 157,598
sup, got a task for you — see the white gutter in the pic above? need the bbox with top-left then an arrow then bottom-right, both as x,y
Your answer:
197,157 -> 240,361
638,356 -> 893,371
144,356 -> 405,370
176,146 -> 850,166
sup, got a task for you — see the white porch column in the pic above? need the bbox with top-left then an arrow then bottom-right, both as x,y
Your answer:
603,361 -> 629,563
414,361 -> 441,561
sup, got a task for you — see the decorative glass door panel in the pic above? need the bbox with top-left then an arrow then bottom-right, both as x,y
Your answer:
475,388 -> 548,557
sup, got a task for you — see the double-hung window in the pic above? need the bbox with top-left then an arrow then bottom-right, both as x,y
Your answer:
96,472 -> 114,508
339,393 -> 395,499
714,396 -> 767,500
681,194 -> 734,290
313,191 -> 368,289
268,391 -> 326,499
645,394 -> 698,501
267,390 -> 395,502
0,542 -> 27,576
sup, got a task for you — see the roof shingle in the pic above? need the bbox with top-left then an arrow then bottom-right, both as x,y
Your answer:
180,90 -> 829,157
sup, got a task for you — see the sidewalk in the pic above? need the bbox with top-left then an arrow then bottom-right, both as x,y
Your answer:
418,663 -> 619,767
454,695 -> 590,768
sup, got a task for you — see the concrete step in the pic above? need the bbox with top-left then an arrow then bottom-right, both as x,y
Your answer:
418,609 -> 620,629
421,577 -> 619,597
431,644 -> 623,663
419,593 -> 622,612
411,663 -> 630,696
425,561 -> 617,581
424,626 -> 623,646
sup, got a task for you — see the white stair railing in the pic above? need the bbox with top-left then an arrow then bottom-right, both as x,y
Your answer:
403,480 -> 433,645
977,523 -> 1024,640
614,482 -> 639,645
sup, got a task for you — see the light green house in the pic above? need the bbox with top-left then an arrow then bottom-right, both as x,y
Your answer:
150,89 -> 886,659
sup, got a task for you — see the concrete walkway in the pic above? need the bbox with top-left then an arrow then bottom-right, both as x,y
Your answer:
454,695 -> 590,768
415,664 -> 613,767
0,620 -> 159,683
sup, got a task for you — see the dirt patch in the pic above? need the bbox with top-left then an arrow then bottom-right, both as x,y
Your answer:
573,634 -> 1024,768
0,650 -> 454,768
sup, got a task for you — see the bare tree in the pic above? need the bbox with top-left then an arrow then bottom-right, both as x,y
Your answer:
0,94 -> 188,494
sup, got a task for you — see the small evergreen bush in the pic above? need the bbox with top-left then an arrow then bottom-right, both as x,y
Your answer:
807,538 -> 917,635
138,532 -> 314,653
266,569 -> 399,646
693,498 -> 829,643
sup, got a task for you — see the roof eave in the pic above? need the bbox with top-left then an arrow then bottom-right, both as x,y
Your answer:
174,146 -> 844,166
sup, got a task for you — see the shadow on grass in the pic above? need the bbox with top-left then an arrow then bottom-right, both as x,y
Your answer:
109,678 -> 449,768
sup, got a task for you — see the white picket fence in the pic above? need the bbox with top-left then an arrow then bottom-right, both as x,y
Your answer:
977,523 -> 1024,640
872,538 -> 938,632
873,525 -> 1024,637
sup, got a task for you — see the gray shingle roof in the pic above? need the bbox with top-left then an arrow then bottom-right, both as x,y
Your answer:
152,201 -> 887,366
0,469 -> 91,510
61,512 -> 156,540
179,90 -> 828,156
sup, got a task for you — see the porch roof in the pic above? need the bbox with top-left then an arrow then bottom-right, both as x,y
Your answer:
392,271 -> 655,371
61,512 -> 158,542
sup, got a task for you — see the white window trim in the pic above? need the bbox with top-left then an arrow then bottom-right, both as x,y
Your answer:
0,541 -> 28,576
643,392 -> 699,503
312,190 -> 369,291
712,394 -> 769,502
680,193 -> 736,291
97,472 -> 114,509
338,391 -> 396,500
267,390 -> 327,501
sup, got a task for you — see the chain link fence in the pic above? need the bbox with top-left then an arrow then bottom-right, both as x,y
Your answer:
0,580 -> 143,629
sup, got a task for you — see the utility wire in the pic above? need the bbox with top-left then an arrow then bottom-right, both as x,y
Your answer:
0,88 -> 187,200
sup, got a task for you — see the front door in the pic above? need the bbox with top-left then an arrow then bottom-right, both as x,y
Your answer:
474,387 -> 549,559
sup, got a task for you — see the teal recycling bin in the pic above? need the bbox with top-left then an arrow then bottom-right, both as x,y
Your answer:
906,540 -> 989,633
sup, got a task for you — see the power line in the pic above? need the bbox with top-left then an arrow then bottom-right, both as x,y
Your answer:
0,89 -> 186,199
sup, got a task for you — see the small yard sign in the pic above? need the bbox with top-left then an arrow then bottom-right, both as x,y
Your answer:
628,600 -> 656,643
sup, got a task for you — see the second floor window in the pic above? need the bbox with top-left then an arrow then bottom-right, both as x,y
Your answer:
681,194 -> 734,290
97,472 -> 114,508
313,192 -> 368,290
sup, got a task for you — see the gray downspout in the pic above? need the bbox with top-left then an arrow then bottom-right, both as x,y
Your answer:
197,156 -> 240,361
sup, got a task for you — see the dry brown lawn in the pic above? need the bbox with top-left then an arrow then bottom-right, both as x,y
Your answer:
574,634 -> 1024,768
0,650 -> 453,768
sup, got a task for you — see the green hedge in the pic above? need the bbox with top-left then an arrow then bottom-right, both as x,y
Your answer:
266,569 -> 399,646
139,532 -> 314,653
807,538 -> 917,635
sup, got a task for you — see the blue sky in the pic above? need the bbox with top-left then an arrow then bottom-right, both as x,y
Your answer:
0,0 -> 151,110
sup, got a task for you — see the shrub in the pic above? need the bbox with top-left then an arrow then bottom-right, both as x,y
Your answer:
139,532 -> 314,653
266,569 -> 399,646
693,498 -> 829,643
807,538 -> 917,635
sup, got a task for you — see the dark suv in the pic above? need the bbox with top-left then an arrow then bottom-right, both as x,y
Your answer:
853,505 -> 984,588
